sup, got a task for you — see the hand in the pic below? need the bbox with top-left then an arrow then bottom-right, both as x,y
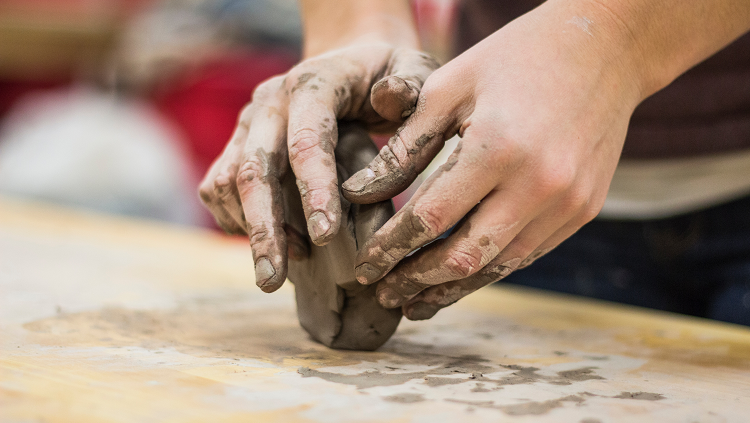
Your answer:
343,1 -> 645,320
198,42 -> 439,292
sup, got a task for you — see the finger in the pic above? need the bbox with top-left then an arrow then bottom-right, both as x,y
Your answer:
373,187 -> 537,308
212,167 -> 246,229
285,72 -> 342,246
371,49 -> 440,122
198,177 -> 245,234
401,255 -> 516,321
399,210 -> 573,321
198,119 -> 252,234
342,71 -> 467,204
399,181 -> 600,320
354,139 -> 512,285
237,97 -> 290,293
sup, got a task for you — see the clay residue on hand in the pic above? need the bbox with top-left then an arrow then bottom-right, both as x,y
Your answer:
371,76 -> 419,122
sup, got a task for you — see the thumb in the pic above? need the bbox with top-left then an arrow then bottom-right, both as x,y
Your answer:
370,49 -> 440,122
343,72 -> 467,204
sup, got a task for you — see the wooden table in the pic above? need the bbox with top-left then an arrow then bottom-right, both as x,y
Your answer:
2,196 -> 749,422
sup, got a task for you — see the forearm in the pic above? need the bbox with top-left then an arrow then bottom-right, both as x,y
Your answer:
544,0 -> 750,100
300,0 -> 418,58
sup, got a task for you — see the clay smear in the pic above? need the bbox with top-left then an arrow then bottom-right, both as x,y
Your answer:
298,361 -> 605,390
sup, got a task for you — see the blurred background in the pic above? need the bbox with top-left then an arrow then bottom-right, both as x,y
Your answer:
0,0 -> 459,228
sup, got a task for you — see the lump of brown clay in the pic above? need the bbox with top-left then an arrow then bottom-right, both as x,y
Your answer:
282,123 -> 402,350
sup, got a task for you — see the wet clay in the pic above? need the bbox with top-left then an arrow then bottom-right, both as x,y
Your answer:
282,123 -> 402,350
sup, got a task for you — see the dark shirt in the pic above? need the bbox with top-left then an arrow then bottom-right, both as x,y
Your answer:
456,0 -> 750,159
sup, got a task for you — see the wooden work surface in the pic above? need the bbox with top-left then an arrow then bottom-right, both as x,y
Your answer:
2,196 -> 750,422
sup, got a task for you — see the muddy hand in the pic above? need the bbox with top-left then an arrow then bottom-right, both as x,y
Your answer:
345,2 -> 646,319
199,44 -> 439,292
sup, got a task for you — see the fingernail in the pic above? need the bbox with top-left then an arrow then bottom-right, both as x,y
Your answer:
255,257 -> 276,288
377,287 -> 403,308
308,212 -> 331,240
343,168 -> 376,193
405,302 -> 439,320
355,263 -> 381,284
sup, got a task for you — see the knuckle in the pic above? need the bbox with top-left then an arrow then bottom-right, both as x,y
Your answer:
198,183 -> 214,204
237,103 -> 255,125
444,248 -> 484,279
580,201 -> 603,224
391,277 -> 427,297
252,76 -> 283,102
482,135 -> 529,170
555,187 -> 590,218
505,239 -> 536,263
236,158 -> 266,187
386,133 -> 416,169
420,68 -> 449,97
482,260 -> 514,282
213,172 -> 233,191
535,163 -> 577,198
284,65 -> 318,93
288,128 -> 323,163
410,206 -> 449,239
247,222 -> 272,246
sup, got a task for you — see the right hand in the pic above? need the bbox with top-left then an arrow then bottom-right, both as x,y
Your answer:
198,43 -> 439,293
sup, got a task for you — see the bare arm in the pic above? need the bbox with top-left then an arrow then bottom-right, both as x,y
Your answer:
301,0 -> 417,57
582,0 -> 750,97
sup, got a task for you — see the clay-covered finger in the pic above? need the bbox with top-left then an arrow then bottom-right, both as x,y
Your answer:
211,167 -> 246,229
342,73 -> 468,204
400,204 -> 587,317
371,49 -> 440,122
198,120 -> 252,234
237,102 -> 290,293
198,186 -> 245,234
286,73 -> 343,246
372,189 -> 534,307
353,141 -> 506,286
401,258 -> 512,321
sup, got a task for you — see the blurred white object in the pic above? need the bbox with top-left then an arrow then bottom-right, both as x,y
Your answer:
0,87 -> 205,225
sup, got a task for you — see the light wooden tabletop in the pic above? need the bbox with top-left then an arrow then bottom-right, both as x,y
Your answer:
1,196 -> 749,423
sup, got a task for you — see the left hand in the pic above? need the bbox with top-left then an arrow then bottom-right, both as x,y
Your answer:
342,0 -> 645,320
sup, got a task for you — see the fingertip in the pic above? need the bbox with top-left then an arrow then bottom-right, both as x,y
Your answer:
376,285 -> 404,309
255,257 -> 285,293
341,168 -> 376,196
342,144 -> 415,204
307,211 -> 338,246
371,76 -> 419,122
403,301 -> 439,321
355,262 -> 383,285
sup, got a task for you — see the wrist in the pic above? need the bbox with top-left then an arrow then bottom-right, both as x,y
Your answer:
550,0 -> 750,102
300,0 -> 418,58
528,0 -> 648,106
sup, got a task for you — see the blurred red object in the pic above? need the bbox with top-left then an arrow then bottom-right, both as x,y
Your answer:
153,50 -> 297,176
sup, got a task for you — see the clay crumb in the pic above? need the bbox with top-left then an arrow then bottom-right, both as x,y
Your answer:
614,391 -> 665,401
470,382 -> 493,393
383,393 -> 425,403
